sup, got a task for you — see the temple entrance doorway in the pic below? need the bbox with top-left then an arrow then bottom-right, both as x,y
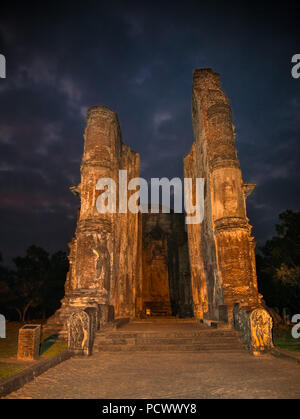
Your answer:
140,210 -> 194,318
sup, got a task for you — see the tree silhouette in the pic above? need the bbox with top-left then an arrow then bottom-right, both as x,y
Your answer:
0,246 -> 68,321
257,210 -> 300,315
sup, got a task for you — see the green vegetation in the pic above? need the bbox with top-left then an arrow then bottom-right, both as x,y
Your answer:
0,363 -> 27,380
273,325 -> 300,353
257,210 -> 300,316
40,335 -> 67,357
0,246 -> 68,321
0,322 -> 67,381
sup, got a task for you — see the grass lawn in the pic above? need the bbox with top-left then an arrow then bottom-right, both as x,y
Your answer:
0,363 -> 28,380
0,322 -> 20,359
273,325 -> 300,352
0,321 -> 67,381
40,335 -> 67,357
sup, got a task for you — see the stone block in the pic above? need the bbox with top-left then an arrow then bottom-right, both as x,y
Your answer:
84,306 -> 98,348
67,311 -> 91,356
17,324 -> 41,360
233,304 -> 273,354
98,304 -> 115,327
0,314 -> 5,338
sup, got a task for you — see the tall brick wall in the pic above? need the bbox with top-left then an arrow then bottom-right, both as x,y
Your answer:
184,69 -> 262,322
47,69 -> 264,335
47,106 -> 140,332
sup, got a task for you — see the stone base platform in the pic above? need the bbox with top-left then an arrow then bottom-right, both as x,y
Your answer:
94,317 -> 245,353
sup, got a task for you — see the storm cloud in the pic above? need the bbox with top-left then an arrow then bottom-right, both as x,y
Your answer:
0,1 -> 299,262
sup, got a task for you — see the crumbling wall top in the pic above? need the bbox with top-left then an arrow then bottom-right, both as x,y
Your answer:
193,68 -> 221,91
87,105 -> 118,123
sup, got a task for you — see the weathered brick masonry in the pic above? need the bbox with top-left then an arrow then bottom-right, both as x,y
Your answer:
184,69 -> 261,323
46,70 -> 271,353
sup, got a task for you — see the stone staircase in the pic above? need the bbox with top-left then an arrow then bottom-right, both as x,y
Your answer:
144,301 -> 172,316
93,318 -> 245,353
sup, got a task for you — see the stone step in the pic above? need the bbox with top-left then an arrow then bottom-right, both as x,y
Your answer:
95,334 -> 239,340
95,330 -> 239,339
95,336 -> 240,345
150,312 -> 171,316
202,319 -> 219,328
95,343 -> 244,352
92,318 -> 245,353
144,302 -> 172,316
131,317 -> 188,322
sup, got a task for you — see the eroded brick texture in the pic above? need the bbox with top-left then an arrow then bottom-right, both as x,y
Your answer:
184,69 -> 262,322
46,107 -> 140,334
47,106 -> 192,335
47,70 -> 266,337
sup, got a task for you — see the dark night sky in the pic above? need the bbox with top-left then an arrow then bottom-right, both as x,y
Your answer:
0,1 -> 299,263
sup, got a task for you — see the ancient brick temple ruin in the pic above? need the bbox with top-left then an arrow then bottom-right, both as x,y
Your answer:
47,69 -> 273,353
184,69 -> 262,323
